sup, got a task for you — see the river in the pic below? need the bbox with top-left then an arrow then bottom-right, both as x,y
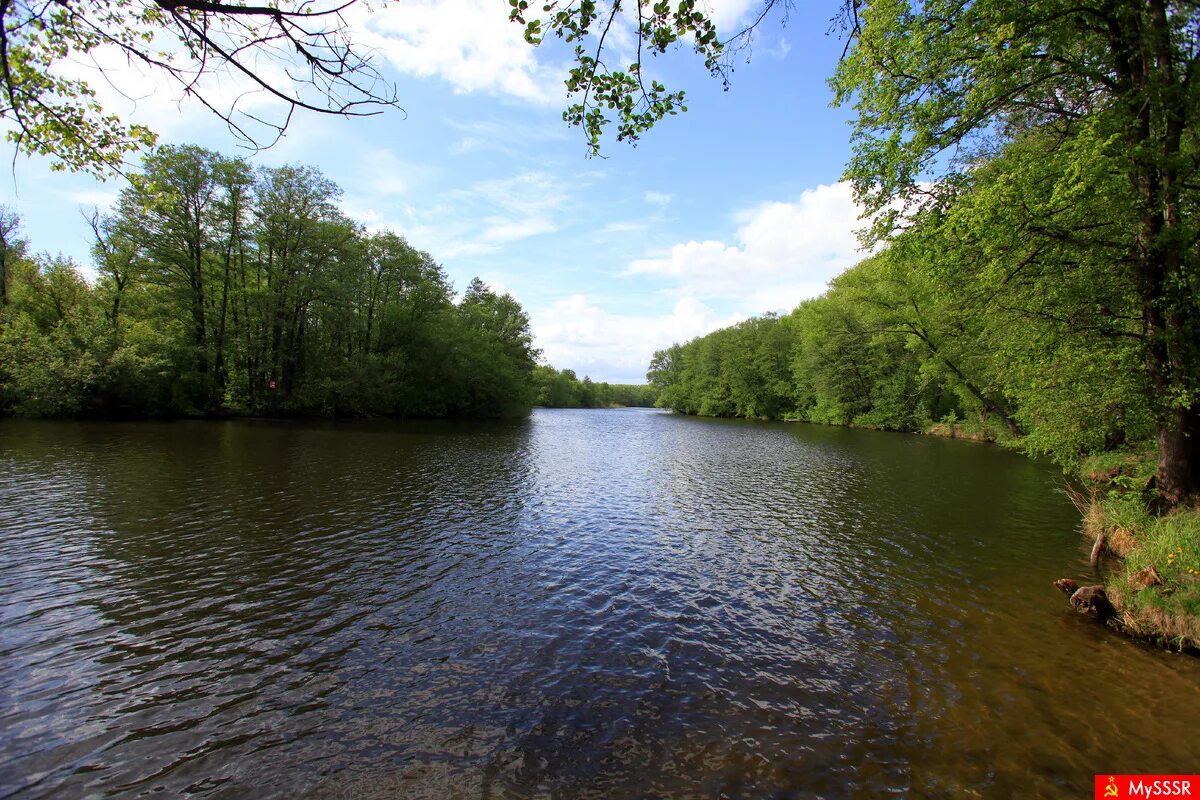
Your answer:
1,409 -> 1197,798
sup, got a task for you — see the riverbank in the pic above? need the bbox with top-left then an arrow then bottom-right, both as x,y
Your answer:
775,412 -> 1010,445
1075,452 -> 1200,652
923,419 -> 1001,443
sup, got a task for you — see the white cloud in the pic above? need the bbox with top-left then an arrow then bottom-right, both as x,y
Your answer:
45,0 -> 743,156
342,169 -> 570,259
532,294 -> 743,382
441,171 -> 566,254
764,37 -> 792,60
359,0 -> 564,104
626,181 -> 866,313
356,0 -> 759,108
446,116 -> 571,156
702,0 -> 760,32
644,190 -> 672,206
343,148 -> 437,200
479,215 -> 557,244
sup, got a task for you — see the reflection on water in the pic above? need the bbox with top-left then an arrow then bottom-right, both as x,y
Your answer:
1,410 -> 1197,799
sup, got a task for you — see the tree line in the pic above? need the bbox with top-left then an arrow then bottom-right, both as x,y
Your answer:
0,146 -> 556,419
532,366 -> 657,408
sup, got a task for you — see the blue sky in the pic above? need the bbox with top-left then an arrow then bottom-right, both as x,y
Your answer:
1,0 -> 866,383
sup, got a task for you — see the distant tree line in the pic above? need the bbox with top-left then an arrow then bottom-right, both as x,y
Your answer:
0,145 -> 560,419
532,366 -> 657,408
649,129 -> 1162,475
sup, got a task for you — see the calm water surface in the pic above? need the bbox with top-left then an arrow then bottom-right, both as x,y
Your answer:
1,409 -> 1197,799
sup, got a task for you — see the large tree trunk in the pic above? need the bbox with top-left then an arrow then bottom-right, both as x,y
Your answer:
1157,405 -> 1200,504
1144,251 -> 1199,502
1111,0 -> 1199,503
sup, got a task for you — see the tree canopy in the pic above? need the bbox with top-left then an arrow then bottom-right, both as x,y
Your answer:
532,366 -> 658,408
0,146 -> 545,418
829,0 -> 1200,500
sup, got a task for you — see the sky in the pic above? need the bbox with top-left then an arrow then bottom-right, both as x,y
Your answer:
0,0 -> 866,384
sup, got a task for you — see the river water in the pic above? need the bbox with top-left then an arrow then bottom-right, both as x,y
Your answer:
1,409 -> 1197,798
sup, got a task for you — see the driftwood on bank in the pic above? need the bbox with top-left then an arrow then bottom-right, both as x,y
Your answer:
1089,530 -> 1107,568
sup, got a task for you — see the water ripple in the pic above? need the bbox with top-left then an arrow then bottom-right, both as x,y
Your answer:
0,411 -> 1197,799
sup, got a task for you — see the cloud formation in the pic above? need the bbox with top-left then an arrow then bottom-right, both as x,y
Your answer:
357,0 -> 762,106
626,182 -> 865,313
529,182 -> 870,381
343,169 -> 570,259
360,0 -> 563,104
703,0 -> 762,32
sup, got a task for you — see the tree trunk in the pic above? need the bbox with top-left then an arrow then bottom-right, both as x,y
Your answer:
110,272 -> 126,326
1108,0 -> 1198,503
1156,405 -> 1200,504
191,270 -> 209,396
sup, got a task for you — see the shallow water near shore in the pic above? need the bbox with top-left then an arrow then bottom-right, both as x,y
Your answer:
1,408 -> 1197,799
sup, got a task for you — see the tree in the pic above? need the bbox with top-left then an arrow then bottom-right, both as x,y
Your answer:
117,145 -> 228,405
0,254 -> 117,416
0,0 -> 397,174
835,236 -> 1025,437
828,0 -> 1200,500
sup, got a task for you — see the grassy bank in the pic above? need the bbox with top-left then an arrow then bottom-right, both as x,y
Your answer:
923,418 -> 1002,443
1076,452 -> 1200,651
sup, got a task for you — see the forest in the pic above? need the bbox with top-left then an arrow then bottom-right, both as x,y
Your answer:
0,145 -> 645,419
532,366 -> 657,409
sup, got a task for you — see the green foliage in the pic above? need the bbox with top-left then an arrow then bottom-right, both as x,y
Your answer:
511,0 -> 726,154
0,150 -> 541,419
0,0 -> 157,174
830,0 -> 1200,497
532,365 -> 657,408
1096,487 -> 1200,649
647,315 -> 799,419
650,289 -> 965,432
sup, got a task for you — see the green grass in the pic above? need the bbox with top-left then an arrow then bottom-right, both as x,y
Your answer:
1078,452 -> 1200,651
1107,508 -> 1200,649
925,415 -> 997,442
